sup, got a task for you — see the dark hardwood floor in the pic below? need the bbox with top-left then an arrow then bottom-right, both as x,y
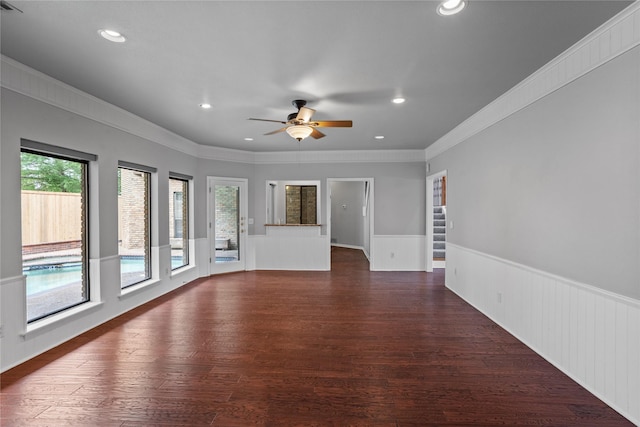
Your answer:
1,247 -> 633,426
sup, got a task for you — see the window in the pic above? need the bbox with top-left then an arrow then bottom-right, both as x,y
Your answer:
118,161 -> 154,288
20,140 -> 95,322
169,174 -> 190,269
285,185 -> 317,224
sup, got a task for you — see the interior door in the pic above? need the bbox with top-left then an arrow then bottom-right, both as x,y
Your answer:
208,177 -> 248,274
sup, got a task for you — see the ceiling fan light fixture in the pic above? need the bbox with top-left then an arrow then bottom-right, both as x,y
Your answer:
98,29 -> 126,43
437,0 -> 466,16
392,97 -> 406,104
286,125 -> 313,141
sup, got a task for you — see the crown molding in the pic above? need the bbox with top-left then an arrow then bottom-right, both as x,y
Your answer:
1,55 -> 424,165
0,55 -> 201,157
196,144 -> 425,164
425,1 -> 640,161
252,149 -> 425,164
196,144 -> 256,164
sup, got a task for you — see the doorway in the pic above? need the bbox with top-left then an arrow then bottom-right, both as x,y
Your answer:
208,177 -> 248,274
327,178 -> 374,269
426,170 -> 447,272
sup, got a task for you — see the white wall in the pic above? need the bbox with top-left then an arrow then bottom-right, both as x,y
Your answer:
249,235 -> 330,271
330,180 -> 365,247
428,4 -> 640,423
371,235 -> 426,271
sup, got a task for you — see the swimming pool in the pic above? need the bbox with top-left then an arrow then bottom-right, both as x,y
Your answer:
24,256 -> 185,295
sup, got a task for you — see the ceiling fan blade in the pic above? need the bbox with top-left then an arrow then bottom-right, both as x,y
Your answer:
313,120 -> 353,128
310,128 -> 326,139
264,127 -> 288,135
296,107 -> 315,123
249,118 -> 287,124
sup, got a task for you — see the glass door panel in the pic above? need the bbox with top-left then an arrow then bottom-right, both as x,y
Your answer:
215,184 -> 240,263
209,177 -> 247,274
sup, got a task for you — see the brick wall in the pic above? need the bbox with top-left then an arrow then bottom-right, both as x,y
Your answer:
169,178 -> 186,240
286,185 -> 316,224
22,240 -> 81,256
301,186 -> 316,224
215,185 -> 238,250
286,185 -> 301,224
119,168 -> 149,251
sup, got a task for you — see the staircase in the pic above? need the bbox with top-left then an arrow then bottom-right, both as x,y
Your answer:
433,206 -> 446,263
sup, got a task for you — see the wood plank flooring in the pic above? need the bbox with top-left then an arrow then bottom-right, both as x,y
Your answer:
1,247 -> 633,426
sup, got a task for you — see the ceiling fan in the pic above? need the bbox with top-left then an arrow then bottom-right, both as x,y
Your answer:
249,100 -> 352,142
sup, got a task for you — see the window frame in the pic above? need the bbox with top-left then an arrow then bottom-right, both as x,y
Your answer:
169,172 -> 191,271
20,140 -> 95,323
117,161 -> 156,289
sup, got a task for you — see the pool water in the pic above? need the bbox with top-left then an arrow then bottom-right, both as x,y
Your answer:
24,256 -> 185,295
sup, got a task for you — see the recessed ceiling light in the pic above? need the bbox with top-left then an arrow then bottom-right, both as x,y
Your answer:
392,97 -> 405,104
374,136 -> 385,140
244,137 -> 254,141
200,103 -> 212,109
98,29 -> 126,43
437,0 -> 466,16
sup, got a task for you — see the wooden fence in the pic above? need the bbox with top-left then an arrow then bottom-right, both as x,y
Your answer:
21,190 -> 82,245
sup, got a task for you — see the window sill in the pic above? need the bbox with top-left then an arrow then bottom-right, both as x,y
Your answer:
23,301 -> 104,339
170,264 -> 196,277
119,278 -> 161,299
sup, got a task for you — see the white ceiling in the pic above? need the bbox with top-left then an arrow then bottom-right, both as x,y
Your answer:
0,1 -> 632,152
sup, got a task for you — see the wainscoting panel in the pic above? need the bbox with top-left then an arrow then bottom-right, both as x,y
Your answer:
445,243 -> 640,425
250,235 -> 330,271
98,255 -> 121,304
0,275 -> 28,369
370,235 -> 425,271
194,238 -> 210,277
